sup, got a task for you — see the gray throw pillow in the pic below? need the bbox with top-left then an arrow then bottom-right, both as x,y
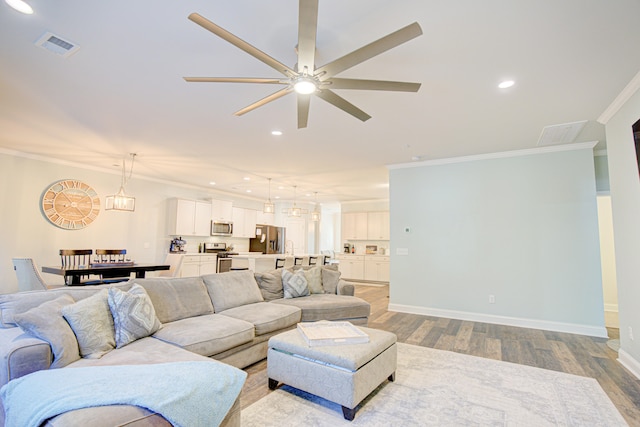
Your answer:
254,271 -> 284,301
202,271 -> 264,312
321,267 -> 342,294
282,269 -> 309,299
62,289 -> 115,359
13,294 -> 80,368
108,284 -> 162,349
304,266 -> 324,294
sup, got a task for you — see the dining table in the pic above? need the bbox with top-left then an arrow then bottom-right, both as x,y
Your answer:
42,263 -> 170,286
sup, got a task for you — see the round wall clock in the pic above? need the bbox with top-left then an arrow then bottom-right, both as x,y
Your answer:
41,179 -> 101,230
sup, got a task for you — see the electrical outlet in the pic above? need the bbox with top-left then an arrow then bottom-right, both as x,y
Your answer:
489,295 -> 495,304
629,326 -> 634,341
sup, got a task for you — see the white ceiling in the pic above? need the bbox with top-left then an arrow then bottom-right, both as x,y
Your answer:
2,0 -> 640,204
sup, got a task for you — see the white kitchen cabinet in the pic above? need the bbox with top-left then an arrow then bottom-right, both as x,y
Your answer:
211,199 -> 233,222
167,198 -> 212,236
364,256 -> 390,282
256,211 -> 275,226
180,255 -> 217,277
232,207 -> 258,238
342,212 -> 368,240
337,255 -> 365,281
367,211 -> 390,240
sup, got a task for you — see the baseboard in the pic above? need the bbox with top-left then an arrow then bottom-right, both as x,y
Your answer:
617,349 -> 640,380
388,303 -> 608,338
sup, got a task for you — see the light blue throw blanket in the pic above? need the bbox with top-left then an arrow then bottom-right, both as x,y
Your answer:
0,361 -> 247,427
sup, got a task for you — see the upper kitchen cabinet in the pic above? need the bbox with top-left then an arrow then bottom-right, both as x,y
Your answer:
167,198 -> 212,236
367,211 -> 390,240
232,207 -> 258,238
256,210 -> 275,226
342,212 -> 368,240
211,199 -> 233,222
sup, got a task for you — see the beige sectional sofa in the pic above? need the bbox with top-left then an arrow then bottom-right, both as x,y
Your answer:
0,267 -> 370,427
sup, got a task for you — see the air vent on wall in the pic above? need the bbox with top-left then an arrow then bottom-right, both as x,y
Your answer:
34,32 -> 80,58
537,120 -> 588,146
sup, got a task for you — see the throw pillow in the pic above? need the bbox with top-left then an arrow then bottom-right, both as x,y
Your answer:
62,289 -> 115,359
108,284 -> 162,349
304,266 -> 324,294
13,294 -> 80,368
254,271 -> 284,301
321,267 -> 342,294
282,269 -> 309,299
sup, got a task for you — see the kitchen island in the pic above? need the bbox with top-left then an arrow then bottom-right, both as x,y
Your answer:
231,254 -> 326,272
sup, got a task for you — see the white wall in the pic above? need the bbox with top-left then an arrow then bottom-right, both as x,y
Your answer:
597,195 -> 619,328
602,79 -> 640,374
0,151 -> 262,293
387,143 -> 606,337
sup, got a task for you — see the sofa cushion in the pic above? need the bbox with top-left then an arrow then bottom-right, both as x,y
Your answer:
108,285 -> 162,349
219,302 -> 301,336
304,266 -> 324,294
254,270 -> 284,301
13,294 -> 80,368
152,314 -> 254,357
321,268 -> 342,294
282,269 -> 309,299
202,271 -> 264,313
271,294 -> 370,322
62,289 -> 115,359
132,277 -> 214,323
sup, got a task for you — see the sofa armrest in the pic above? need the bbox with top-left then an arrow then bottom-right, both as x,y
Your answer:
337,280 -> 355,296
0,327 -> 52,389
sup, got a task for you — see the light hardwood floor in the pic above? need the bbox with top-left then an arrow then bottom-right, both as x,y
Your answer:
240,284 -> 640,424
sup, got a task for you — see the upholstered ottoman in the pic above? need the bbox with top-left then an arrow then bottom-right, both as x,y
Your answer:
267,325 -> 397,421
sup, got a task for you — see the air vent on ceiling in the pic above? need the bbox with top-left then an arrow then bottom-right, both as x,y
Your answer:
537,120 -> 588,146
34,32 -> 80,58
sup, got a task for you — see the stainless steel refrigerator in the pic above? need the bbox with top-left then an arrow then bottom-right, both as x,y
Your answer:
250,224 -> 286,254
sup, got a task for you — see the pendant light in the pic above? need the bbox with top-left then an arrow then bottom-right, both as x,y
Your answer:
311,192 -> 320,222
263,178 -> 275,214
106,153 -> 136,212
282,185 -> 308,217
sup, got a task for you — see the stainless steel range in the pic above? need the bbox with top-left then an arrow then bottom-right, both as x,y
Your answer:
203,242 -> 238,272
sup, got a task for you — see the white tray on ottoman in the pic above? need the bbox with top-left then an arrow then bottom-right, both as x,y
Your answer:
267,322 -> 397,421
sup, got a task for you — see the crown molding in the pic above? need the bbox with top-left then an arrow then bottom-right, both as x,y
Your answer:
598,69 -> 640,125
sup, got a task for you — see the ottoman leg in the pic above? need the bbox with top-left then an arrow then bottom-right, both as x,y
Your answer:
268,378 -> 278,390
342,406 -> 356,421
388,371 -> 396,382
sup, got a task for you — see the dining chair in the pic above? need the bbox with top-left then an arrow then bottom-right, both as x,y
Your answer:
275,258 -> 286,269
158,253 -> 184,278
95,249 -> 127,263
12,258 -> 60,291
59,249 -> 100,285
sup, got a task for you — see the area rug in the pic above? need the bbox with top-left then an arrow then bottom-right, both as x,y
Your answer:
241,343 -> 627,426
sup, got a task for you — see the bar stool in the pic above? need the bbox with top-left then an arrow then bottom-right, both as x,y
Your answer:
275,258 -> 286,269
294,257 -> 303,266
230,267 -> 249,271
308,256 -> 318,266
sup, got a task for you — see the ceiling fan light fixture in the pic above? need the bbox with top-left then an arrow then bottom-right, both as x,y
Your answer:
293,77 -> 317,95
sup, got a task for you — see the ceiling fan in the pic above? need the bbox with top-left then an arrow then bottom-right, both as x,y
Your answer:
184,0 -> 423,128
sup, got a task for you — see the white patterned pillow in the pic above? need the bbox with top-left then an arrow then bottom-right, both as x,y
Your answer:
282,269 -> 309,299
108,284 -> 162,348
62,289 -> 115,359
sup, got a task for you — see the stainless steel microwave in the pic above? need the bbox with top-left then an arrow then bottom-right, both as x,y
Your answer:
211,220 -> 233,236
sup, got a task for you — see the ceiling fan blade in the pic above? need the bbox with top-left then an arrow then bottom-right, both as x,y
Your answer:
234,87 -> 293,116
184,77 -> 286,84
315,89 -> 371,122
297,0 -> 319,73
189,13 -> 297,78
297,94 -> 311,129
326,78 -> 421,92
316,22 -> 422,79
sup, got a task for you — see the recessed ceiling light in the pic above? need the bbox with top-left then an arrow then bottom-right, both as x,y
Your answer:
498,80 -> 515,89
275,196 -> 280,199
271,130 -> 283,136
209,181 -> 216,185
5,0 -> 33,14
278,186 -> 284,190
246,189 -> 252,193
243,177 -> 250,181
